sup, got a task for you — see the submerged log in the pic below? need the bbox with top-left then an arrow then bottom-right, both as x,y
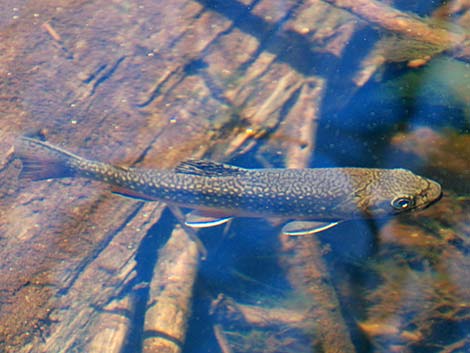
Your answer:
142,226 -> 199,353
321,0 -> 467,48
211,294 -> 309,329
277,97 -> 357,352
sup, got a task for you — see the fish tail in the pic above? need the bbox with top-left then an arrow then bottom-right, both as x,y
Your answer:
14,137 -> 79,181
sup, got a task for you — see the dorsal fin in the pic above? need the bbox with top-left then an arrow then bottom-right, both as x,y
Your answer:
175,160 -> 247,177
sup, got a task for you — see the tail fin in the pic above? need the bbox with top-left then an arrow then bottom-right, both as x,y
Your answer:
14,137 -> 78,181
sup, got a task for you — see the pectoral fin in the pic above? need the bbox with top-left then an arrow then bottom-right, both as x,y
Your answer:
281,221 -> 340,236
185,210 -> 234,228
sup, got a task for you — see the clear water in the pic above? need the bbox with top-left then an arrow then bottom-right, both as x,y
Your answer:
2,0 -> 470,353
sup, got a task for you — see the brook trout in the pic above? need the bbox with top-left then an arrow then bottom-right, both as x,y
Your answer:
14,137 -> 442,235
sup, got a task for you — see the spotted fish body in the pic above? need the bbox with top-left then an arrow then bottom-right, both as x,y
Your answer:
14,137 -> 442,234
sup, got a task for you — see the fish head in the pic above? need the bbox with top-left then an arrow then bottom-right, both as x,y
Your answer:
359,169 -> 442,217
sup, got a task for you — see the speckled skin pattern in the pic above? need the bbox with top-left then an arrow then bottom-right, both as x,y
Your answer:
16,137 -> 442,221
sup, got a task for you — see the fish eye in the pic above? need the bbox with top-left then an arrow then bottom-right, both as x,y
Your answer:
391,196 -> 414,210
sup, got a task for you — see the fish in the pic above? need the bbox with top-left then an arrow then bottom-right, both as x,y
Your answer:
13,136 -> 442,235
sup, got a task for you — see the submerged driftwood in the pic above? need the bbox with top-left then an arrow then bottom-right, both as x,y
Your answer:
142,226 -> 199,353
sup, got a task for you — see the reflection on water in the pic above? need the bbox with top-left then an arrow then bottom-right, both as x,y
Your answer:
1,0 -> 470,352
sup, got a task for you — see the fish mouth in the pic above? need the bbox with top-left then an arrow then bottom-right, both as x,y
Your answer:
419,179 -> 443,210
